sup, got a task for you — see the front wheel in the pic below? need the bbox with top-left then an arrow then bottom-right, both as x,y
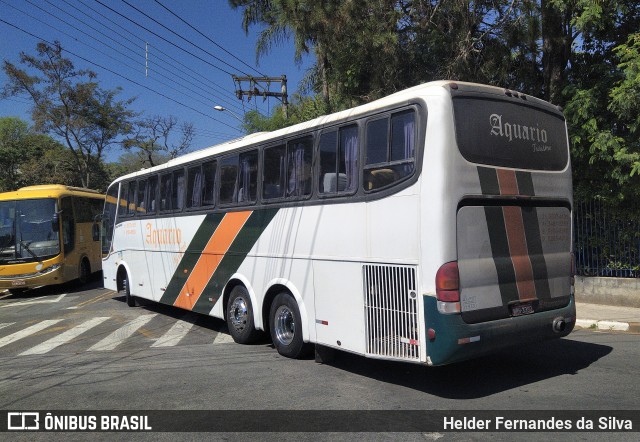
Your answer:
269,292 -> 311,359
226,286 -> 261,344
123,274 -> 136,307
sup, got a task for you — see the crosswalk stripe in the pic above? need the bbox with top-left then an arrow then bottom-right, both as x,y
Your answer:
212,331 -> 235,344
20,317 -> 110,356
0,323 -> 16,331
87,314 -> 157,352
0,319 -> 63,349
151,317 -> 195,348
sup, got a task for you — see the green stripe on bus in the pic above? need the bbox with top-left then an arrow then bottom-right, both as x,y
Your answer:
477,166 -> 500,195
192,208 -> 279,315
159,213 -> 225,305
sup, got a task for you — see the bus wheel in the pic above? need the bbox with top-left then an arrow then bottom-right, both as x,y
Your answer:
226,286 -> 260,344
123,275 -> 136,307
269,292 -> 311,359
78,258 -> 91,285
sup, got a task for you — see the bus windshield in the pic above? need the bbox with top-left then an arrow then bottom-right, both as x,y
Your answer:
0,198 -> 60,263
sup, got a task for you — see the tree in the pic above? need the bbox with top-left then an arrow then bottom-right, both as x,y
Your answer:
2,42 -> 136,189
230,0 -> 640,204
0,117 -> 71,191
123,115 -> 194,168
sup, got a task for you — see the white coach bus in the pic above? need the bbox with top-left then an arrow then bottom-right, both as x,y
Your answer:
101,81 -> 575,365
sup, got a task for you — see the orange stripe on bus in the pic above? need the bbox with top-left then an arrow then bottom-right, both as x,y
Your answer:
502,206 -> 537,302
496,169 -> 518,195
173,211 -> 252,310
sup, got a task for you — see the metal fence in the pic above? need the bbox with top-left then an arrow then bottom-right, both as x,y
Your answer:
574,200 -> 640,278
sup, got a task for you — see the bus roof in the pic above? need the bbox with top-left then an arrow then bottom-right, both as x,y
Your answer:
0,185 -> 103,201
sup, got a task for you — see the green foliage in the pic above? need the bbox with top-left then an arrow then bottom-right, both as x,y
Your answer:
241,94 -> 329,133
2,42 -> 137,189
0,117 -> 75,191
231,0 -> 640,206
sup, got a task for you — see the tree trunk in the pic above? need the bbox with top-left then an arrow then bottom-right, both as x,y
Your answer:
541,0 -> 569,104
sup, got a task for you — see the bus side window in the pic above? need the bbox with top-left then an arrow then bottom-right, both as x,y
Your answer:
202,161 -> 216,207
238,150 -> 258,203
147,175 -> 158,213
137,179 -> 148,214
172,169 -> 185,211
287,137 -> 312,198
187,165 -> 202,208
364,110 -> 416,191
60,197 -> 75,254
263,144 -> 286,200
219,155 -> 238,205
160,173 -> 172,211
127,181 -> 137,215
118,182 -> 129,216
319,126 -> 358,195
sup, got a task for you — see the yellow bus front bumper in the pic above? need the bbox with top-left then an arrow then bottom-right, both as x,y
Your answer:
0,259 -> 65,290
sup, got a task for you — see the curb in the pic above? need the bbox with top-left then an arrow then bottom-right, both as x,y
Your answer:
575,319 -> 640,333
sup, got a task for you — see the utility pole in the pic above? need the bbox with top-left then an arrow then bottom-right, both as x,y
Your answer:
232,75 -> 288,119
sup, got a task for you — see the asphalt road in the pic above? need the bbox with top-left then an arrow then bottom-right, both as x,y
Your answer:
0,280 -> 638,441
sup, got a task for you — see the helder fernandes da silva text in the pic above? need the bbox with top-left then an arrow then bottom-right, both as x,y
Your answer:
444,416 -> 633,431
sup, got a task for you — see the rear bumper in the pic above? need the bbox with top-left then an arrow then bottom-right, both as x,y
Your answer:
424,294 -> 575,366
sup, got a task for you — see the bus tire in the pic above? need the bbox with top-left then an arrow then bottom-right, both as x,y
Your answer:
78,258 -> 91,285
269,292 -> 311,359
226,286 -> 260,344
123,275 -> 136,307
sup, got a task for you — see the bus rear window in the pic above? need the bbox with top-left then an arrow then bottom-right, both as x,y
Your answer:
453,97 -> 568,171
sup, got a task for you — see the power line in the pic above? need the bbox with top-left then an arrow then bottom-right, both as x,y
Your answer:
93,0 -> 236,77
153,0 -> 266,77
0,18 -> 238,132
43,0 -> 244,113
4,0 -> 246,122
11,0 -> 221,114
119,0 -> 252,78
70,0 -> 243,111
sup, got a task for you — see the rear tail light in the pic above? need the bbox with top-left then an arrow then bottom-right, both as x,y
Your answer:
436,261 -> 460,302
436,261 -> 461,314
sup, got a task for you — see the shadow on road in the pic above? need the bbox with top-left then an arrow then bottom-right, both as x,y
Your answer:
326,335 -> 612,399
0,272 -> 104,300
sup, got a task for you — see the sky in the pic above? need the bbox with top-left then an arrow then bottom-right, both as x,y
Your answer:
0,0 -> 312,161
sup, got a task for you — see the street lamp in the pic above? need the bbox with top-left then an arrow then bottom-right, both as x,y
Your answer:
214,105 -> 244,125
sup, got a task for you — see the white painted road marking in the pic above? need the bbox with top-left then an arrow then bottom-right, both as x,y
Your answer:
0,319 -> 63,349
20,317 -> 110,356
151,316 -> 195,348
88,314 -> 157,351
213,331 -> 235,344
0,293 -> 66,308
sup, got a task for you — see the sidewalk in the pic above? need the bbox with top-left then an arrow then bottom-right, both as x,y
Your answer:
575,302 -> 640,333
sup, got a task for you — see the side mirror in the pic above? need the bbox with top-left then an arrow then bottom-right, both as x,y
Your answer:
92,214 -> 102,242
52,212 -> 60,232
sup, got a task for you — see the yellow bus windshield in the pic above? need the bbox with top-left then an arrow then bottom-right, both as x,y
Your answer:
0,198 -> 60,263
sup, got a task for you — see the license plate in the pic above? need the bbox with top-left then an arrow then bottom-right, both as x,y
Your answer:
512,303 -> 534,317
11,279 -> 26,287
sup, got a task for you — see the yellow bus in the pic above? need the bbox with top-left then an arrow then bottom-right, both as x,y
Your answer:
0,185 -> 104,294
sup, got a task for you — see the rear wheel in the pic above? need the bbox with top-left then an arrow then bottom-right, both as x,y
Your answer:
269,292 -> 311,359
78,258 -> 91,285
226,286 -> 261,344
